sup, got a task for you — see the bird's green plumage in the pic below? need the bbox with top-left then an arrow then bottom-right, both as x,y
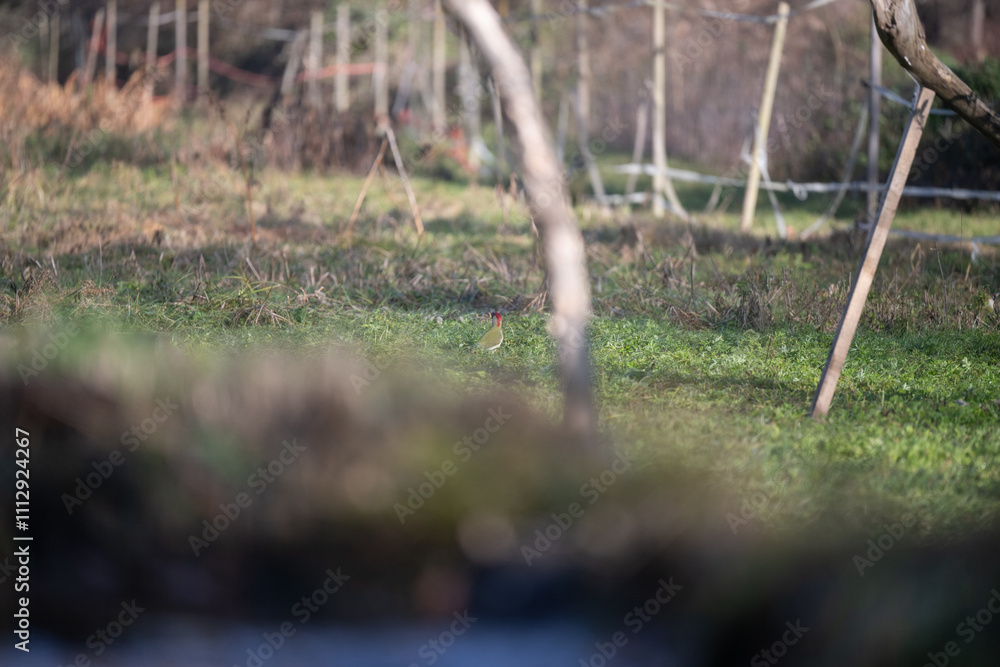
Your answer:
476,313 -> 503,351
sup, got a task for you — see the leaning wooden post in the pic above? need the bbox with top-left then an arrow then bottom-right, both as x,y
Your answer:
444,0 -> 596,437
82,8 -> 105,87
624,88 -> 650,202
336,4 -> 350,113
48,12 -> 60,84
459,28 -> 482,172
175,0 -> 187,105
105,1 -> 117,100
197,0 -> 208,101
866,11 -> 882,223
143,2 -> 160,107
739,1 -> 788,232
652,0 -> 687,219
281,30 -> 307,108
810,86 -> 935,419
432,0 -> 447,133
308,9 -> 322,108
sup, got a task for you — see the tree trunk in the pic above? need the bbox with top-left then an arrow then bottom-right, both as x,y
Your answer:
870,0 -> 1000,150
442,0 -> 596,438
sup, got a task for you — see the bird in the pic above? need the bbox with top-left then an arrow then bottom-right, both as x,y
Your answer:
475,312 -> 503,352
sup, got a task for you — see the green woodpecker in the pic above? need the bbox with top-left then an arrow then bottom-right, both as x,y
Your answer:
475,312 -> 503,352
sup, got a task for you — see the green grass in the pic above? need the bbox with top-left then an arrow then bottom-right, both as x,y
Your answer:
3,157 -> 1000,538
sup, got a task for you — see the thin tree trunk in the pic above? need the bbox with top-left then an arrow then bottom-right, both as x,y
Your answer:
870,0 -> 1000,150
174,0 -> 185,105
442,0 -> 596,438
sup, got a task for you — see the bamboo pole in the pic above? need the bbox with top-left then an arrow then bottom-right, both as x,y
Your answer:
739,1 -> 789,232
432,0 -> 447,133
810,86 -> 935,419
175,0 -> 186,105
197,0 -> 208,101
105,1 -> 116,100
143,3 -> 159,107
867,12 -> 882,224
336,4 -> 350,113
652,0 -> 687,219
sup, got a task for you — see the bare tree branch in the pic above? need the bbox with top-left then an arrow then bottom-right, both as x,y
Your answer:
870,0 -> 1000,150
442,0 -> 595,438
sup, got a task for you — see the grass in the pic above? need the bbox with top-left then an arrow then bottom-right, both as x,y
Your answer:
3,150 -> 1000,540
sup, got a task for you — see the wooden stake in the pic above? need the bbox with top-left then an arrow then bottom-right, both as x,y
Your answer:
175,0 -> 186,105
82,8 -> 105,87
343,139 -> 389,241
197,0 -> 208,100
432,0 -> 447,133
625,91 -> 649,201
106,0 -> 117,100
308,9 -> 322,108
652,0 -> 687,219
48,12 -> 60,84
385,126 -> 425,235
739,1 -> 789,232
867,12 -> 882,223
530,0 -> 543,103
143,2 -> 160,107
281,30 -> 307,107
375,7 -> 389,123
336,4 -> 351,113
810,86 -> 935,418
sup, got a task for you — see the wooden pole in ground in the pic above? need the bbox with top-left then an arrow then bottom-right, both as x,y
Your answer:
432,0 -> 447,133
810,86 -> 935,419
385,126 -> 425,235
143,3 -> 159,107
197,0 -> 208,101
40,14 -> 49,82
575,0 -> 591,153
336,4 -> 350,113
530,0 -> 543,103
308,9 -> 322,107
971,0 -> 985,63
282,30 -> 307,108
624,91 -> 649,201
83,8 -> 105,87
866,11 -> 882,224
375,7 -> 389,123
343,139 -> 389,241
459,28 -> 482,173
652,0 -> 687,219
105,1 -> 116,100
175,0 -> 186,105
739,1 -> 789,232
48,12 -> 60,84
491,76 -> 506,181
